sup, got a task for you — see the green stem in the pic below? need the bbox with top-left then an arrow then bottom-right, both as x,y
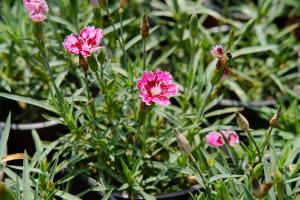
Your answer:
84,71 -> 96,119
261,126 -> 273,154
246,130 -> 262,160
143,39 -> 146,70
196,85 -> 214,124
221,133 -> 239,167
106,8 -> 127,67
189,154 -> 212,199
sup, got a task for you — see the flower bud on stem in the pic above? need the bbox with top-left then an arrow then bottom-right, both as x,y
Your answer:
236,112 -> 262,160
261,107 -> 281,153
0,182 -> 15,200
252,177 -> 272,199
140,14 -> 149,70
174,129 -> 212,199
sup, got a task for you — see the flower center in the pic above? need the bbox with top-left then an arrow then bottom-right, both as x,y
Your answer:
151,85 -> 161,95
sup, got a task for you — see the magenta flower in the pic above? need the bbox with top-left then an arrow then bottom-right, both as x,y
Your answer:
63,26 -> 104,57
206,130 -> 239,148
210,45 -> 224,59
210,44 -> 232,80
206,131 -> 224,147
221,130 -> 239,146
23,0 -> 49,22
137,70 -> 179,106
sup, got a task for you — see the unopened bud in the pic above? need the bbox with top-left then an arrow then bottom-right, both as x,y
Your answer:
119,0 -> 128,9
188,175 -> 197,185
252,178 -> 272,199
140,14 -> 150,39
272,169 -> 283,183
0,182 -> 15,200
269,107 -> 281,128
236,112 -> 249,131
253,163 -> 263,178
79,54 -> 89,72
46,181 -> 55,192
99,0 -> 108,8
207,158 -> 215,167
189,14 -> 198,37
174,129 -> 191,154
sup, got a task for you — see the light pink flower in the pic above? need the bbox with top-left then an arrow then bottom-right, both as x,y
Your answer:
137,70 -> 178,106
23,0 -> 49,22
90,0 -> 99,6
210,45 -> 224,58
63,26 -> 104,57
221,130 -> 239,146
206,131 -> 224,147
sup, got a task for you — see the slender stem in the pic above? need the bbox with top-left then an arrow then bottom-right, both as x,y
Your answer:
246,130 -> 262,160
189,154 -> 212,199
84,71 -> 96,119
143,39 -> 146,70
197,85 -> 214,124
261,126 -> 273,153
106,8 -> 127,67
221,133 -> 239,167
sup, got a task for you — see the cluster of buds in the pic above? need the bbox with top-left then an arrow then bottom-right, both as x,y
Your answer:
210,45 -> 232,85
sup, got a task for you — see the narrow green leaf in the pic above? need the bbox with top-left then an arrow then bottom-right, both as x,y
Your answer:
0,92 -> 57,113
23,151 -> 32,200
0,112 -> 10,159
232,45 -> 277,58
101,189 -> 113,200
31,130 -> 43,154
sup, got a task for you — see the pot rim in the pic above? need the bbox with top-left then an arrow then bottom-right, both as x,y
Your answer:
81,174 -> 202,200
0,120 -> 60,131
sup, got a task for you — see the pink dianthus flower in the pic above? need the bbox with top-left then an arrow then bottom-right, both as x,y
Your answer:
137,70 -> 179,106
210,45 -> 224,59
221,130 -> 239,146
206,130 -> 239,148
206,131 -> 224,147
23,0 -> 49,22
63,26 -> 104,57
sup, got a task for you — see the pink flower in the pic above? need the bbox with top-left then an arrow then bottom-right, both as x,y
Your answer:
206,131 -> 224,147
137,70 -> 179,106
90,0 -> 99,6
221,130 -> 239,146
206,130 -> 239,148
210,45 -> 224,58
23,0 -> 49,22
63,26 -> 104,57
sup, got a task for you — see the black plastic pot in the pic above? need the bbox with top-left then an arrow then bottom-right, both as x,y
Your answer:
71,175 -> 201,200
0,126 -> 6,181
0,120 -> 66,165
